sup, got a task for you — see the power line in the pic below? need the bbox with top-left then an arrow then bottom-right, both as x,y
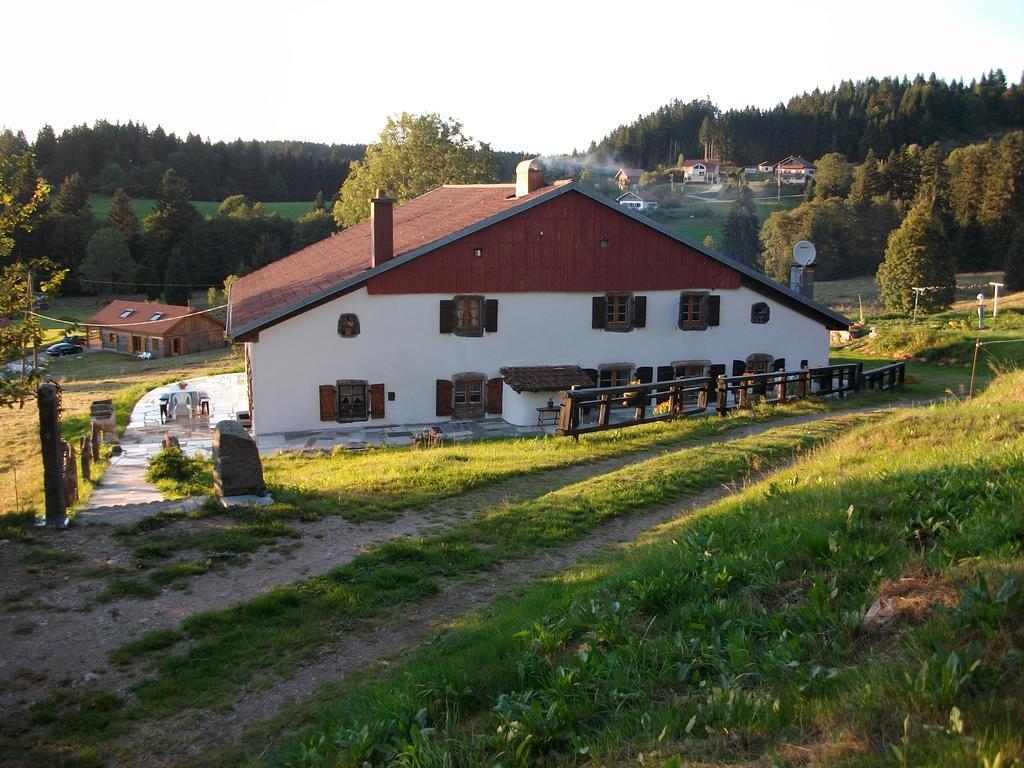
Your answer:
74,277 -> 225,288
29,304 -> 227,329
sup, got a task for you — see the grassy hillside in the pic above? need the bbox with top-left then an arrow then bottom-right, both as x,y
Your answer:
87,195 -> 317,222
650,190 -> 803,245
248,373 -> 1024,767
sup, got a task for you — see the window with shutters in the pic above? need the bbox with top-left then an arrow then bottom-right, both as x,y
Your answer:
751,302 -> 770,324
592,294 -> 646,331
678,291 -> 712,330
336,380 -> 368,421
454,295 -> 482,335
672,360 -> 710,404
598,364 -> 633,388
451,372 -> 486,418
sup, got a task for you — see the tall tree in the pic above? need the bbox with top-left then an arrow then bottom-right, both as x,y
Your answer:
813,153 -> 853,199
53,171 -> 89,214
162,245 -> 191,305
848,149 -> 883,209
107,188 -> 140,245
876,199 -> 956,314
333,113 -> 499,227
721,183 -> 761,268
0,152 -> 63,407
80,228 -> 137,294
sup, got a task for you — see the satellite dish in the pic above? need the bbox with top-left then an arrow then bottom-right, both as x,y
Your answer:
793,240 -> 816,266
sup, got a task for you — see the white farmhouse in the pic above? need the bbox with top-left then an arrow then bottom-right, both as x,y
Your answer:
681,159 -> 723,183
616,189 -> 660,213
227,160 -> 848,437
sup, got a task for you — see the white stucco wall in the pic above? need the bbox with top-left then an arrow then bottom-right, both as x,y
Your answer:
246,287 -> 830,435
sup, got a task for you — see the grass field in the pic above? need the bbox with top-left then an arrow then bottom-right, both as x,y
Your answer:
242,372 -> 1024,767
815,271 -> 1008,318
651,192 -> 803,244
87,195 -> 317,222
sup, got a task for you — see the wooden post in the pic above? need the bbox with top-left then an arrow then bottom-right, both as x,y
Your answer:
855,362 -> 864,392
716,375 -> 728,416
64,441 -> 78,506
91,420 -> 101,461
669,383 -> 680,415
37,384 -> 67,527
598,393 -> 610,426
80,435 -> 92,482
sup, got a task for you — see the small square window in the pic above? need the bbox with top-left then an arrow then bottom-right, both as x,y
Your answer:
679,292 -> 711,330
598,366 -> 633,388
336,380 -> 368,422
472,247 -> 484,258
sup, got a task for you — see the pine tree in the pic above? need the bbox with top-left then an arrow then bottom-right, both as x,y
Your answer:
1005,222 -> 1024,292
107,188 -> 140,244
848,149 -> 882,209
721,183 -> 762,268
54,172 -> 89,214
312,190 -> 325,211
877,199 -> 956,314
162,245 -> 191,305
80,228 -> 137,294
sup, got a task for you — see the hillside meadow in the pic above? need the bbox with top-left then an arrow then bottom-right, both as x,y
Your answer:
87,195 -> 317,222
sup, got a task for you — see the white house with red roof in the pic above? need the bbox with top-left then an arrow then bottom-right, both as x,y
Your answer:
775,155 -> 816,184
228,160 -> 848,436
86,300 -> 224,358
681,159 -> 723,183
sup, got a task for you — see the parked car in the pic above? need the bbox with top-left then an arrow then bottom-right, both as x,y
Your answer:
45,342 -> 83,357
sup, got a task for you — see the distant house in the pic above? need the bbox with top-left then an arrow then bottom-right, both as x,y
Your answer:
757,161 -> 775,173
775,155 -> 816,184
616,190 -> 660,213
681,159 -> 723,184
86,300 -> 225,358
613,168 -> 646,190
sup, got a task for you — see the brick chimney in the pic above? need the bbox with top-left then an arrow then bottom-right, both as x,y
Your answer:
371,189 -> 393,267
515,159 -> 545,197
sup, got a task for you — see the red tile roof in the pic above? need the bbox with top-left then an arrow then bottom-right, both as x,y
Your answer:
85,300 -> 221,335
229,182 -> 563,334
500,366 -> 596,393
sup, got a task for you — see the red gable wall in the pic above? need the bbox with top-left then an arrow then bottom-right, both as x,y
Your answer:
367,191 -> 741,295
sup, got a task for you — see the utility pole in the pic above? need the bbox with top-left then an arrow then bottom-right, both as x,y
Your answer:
911,287 -> 924,323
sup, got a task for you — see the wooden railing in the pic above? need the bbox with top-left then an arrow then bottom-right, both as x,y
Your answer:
556,362 -> 898,439
557,376 -> 713,437
861,361 -> 906,391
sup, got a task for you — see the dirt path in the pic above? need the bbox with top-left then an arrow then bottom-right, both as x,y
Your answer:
1,404 -> 906,726
0,405 -> 902,715
119,474 -> 765,766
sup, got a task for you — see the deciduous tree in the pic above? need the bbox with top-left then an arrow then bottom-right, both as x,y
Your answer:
333,113 -> 498,228
813,153 -> 853,199
877,199 -> 956,314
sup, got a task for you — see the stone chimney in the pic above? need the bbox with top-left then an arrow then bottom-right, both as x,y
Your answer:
515,158 -> 545,197
371,189 -> 394,267
789,264 -> 816,299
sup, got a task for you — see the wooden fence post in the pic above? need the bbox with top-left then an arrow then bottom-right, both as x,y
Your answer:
598,393 -> 610,426
80,435 -> 92,482
716,375 -> 728,416
37,384 -> 67,528
91,420 -> 101,461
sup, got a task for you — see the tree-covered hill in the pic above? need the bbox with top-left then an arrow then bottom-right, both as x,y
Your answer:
596,70 -> 1024,168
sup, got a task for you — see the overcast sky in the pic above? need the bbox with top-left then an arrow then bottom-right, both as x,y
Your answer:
6,0 -> 1024,155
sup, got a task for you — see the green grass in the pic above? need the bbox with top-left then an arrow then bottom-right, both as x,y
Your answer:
650,193 -> 803,244
68,413 -> 865,747
239,373 -> 1024,768
87,195 -> 315,222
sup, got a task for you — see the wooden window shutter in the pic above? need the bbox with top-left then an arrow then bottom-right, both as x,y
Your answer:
439,300 -> 454,333
318,385 -> 337,421
732,360 -> 746,376
635,366 -> 653,384
582,368 -> 598,387
772,358 -> 786,372
369,383 -> 385,419
435,379 -> 453,416
708,363 -> 726,380
706,295 -> 721,326
591,296 -> 606,329
486,377 -> 503,414
484,299 -> 499,333
656,365 -> 674,381
631,296 -> 647,328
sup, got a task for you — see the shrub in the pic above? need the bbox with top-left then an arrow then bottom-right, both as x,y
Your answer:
146,447 -> 205,485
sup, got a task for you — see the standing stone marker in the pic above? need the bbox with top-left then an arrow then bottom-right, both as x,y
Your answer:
212,420 -> 268,500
